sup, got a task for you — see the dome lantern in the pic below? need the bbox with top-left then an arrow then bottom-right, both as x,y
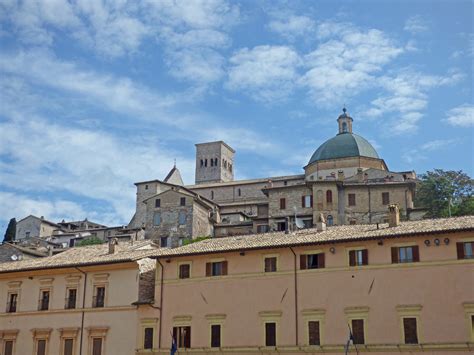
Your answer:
337,107 -> 353,134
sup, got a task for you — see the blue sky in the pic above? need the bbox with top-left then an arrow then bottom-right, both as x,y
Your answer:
0,0 -> 472,229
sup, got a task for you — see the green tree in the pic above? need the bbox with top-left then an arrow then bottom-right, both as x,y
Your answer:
76,236 -> 104,247
3,218 -> 16,243
415,169 -> 473,218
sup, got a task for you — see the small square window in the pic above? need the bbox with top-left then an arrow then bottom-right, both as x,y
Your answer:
302,253 -> 324,269
179,264 -> 190,279
160,237 -> 168,248
349,249 -> 368,266
264,257 -> 277,272
206,261 -> 227,276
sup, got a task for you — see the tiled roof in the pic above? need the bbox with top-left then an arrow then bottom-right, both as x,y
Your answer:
0,242 -> 159,274
150,216 -> 474,257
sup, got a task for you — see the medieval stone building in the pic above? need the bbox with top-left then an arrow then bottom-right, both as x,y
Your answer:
129,109 -> 418,245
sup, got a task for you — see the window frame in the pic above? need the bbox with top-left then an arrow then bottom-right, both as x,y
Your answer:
210,324 -> 221,348
382,192 -> 390,205
344,307 -> 369,346
347,247 -> 369,267
263,254 -> 279,273
300,251 -> 325,270
348,193 -> 356,206
180,197 -> 186,206
206,260 -> 228,277
59,328 -> 79,355
155,199 -> 160,208
6,291 -> 18,313
153,212 -> 161,226
391,244 -> 419,264
457,241 -> 474,259
32,329 -> 52,355
279,198 -> 286,210
87,327 -> 108,355
92,285 -> 106,308
178,262 -> 192,279
396,305 -> 422,345
302,308 -> 325,346
65,288 -> 77,310
38,288 -> 51,311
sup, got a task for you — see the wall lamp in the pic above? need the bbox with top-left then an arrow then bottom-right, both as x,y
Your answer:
424,240 -> 431,246
434,238 -> 440,246
444,238 -> 450,245
329,247 -> 336,254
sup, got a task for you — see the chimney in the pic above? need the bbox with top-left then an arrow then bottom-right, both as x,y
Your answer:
48,247 -> 53,256
108,238 -> 118,254
316,213 -> 327,232
337,170 -> 344,181
40,216 -> 44,220
357,168 -> 364,183
388,204 -> 400,227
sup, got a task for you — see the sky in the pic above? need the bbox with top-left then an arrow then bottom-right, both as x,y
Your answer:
0,0 -> 472,230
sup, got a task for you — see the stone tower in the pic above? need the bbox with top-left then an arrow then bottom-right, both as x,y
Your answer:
195,141 -> 235,184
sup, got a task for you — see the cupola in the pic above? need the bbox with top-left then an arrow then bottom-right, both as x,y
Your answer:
337,107 -> 353,134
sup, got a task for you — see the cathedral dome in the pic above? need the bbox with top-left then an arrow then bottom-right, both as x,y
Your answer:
308,132 -> 379,165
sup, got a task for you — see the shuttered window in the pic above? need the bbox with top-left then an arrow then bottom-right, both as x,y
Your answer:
36,339 -> 46,355
179,264 -> 191,279
391,246 -> 419,263
264,257 -> 277,272
206,261 -> 228,276
326,190 -> 333,203
351,319 -> 365,344
210,324 -> 221,348
144,327 -> 154,349
92,338 -> 102,355
349,249 -> 368,266
403,318 -> 418,344
382,192 -> 390,205
4,341 -> 13,355
457,242 -> 474,259
302,195 -> 313,208
280,198 -> 286,210
308,321 -> 320,345
300,253 -> 325,270
64,339 -> 74,355
173,326 -> 191,348
348,194 -> 356,206
265,322 -> 276,346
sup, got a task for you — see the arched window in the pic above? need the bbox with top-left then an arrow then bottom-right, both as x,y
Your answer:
214,158 -> 218,166
326,190 -> 333,203
342,122 -> 348,132
210,159 -> 214,167
200,159 -> 204,167
205,159 -> 208,167
229,164 -> 232,172
327,215 -> 333,226
238,188 -> 241,197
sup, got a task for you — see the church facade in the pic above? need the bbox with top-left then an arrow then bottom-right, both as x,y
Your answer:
129,109 -> 418,246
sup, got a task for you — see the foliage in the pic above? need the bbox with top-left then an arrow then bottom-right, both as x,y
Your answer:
76,236 -> 104,247
182,235 -> 210,246
3,218 -> 16,243
415,169 -> 473,218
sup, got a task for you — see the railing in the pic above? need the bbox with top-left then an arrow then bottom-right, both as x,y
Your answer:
6,301 -> 16,313
92,296 -> 104,308
38,299 -> 49,311
65,297 -> 76,309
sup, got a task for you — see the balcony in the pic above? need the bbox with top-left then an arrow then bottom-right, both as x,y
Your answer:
6,301 -> 17,313
38,299 -> 49,311
65,297 -> 76,309
92,296 -> 104,308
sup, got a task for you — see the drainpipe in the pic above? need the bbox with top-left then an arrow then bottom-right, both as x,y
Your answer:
368,186 -> 372,224
75,267 -> 87,355
157,259 -> 165,349
289,247 -> 299,347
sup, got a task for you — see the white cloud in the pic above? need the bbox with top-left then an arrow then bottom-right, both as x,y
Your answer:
444,104 -> 474,127
226,45 -> 301,102
301,23 -> 404,106
268,15 -> 316,41
420,139 -> 456,151
404,15 -> 429,34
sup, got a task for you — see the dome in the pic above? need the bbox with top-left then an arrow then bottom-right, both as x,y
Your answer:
308,133 -> 379,165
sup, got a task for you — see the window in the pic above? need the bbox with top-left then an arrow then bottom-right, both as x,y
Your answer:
257,225 -> 269,233
155,199 -> 161,208
210,159 -> 214,167
238,188 -> 241,197
179,264 -> 190,279
200,159 -> 204,167
178,211 -> 187,225
349,249 -> 368,266
93,287 -> 105,308
160,237 -> 168,248
144,327 -> 154,349
153,212 -> 161,226
326,190 -> 333,203
279,198 -> 286,210
92,338 -> 103,355
382,192 -> 390,205
63,339 -> 74,355
145,184 -> 148,190
303,219 -> 313,228
457,241 -> 474,259
173,326 -> 191,348
65,288 -> 77,309
351,319 -> 365,344
205,159 -> 208,167
308,321 -> 320,345
392,246 -> 419,263
403,317 -> 418,344
210,324 -> 221,348
38,290 -> 50,311
214,158 -> 218,166
276,221 -> 286,231
265,322 -> 276,346
211,191 -> 214,200
7,293 -> 17,313
36,339 -> 46,355
342,122 -> 347,132
206,261 -> 228,276
348,193 -> 356,206
180,197 -> 186,206
327,215 -> 333,226
26,231 -> 30,238
264,257 -> 277,272
300,253 -> 325,270
302,195 -> 312,208
4,341 -> 13,355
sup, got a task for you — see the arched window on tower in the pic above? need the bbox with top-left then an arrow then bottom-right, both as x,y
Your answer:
205,159 -> 208,167
342,122 -> 348,132
214,158 -> 218,166
210,159 -> 214,167
326,190 -> 333,203
200,159 -> 204,167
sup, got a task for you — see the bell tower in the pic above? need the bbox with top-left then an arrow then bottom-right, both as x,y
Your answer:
195,141 -> 235,184
337,107 -> 353,134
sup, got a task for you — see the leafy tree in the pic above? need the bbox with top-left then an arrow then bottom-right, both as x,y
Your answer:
76,236 -> 104,247
415,169 -> 473,218
3,218 -> 16,243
